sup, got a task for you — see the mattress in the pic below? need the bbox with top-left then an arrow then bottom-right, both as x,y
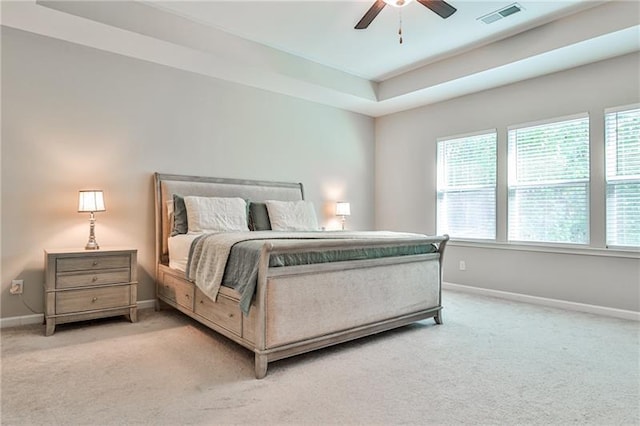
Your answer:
169,231 -> 437,273
168,233 -> 200,272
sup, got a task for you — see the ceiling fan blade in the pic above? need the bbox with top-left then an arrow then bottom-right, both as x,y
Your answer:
355,0 -> 386,29
417,0 -> 457,19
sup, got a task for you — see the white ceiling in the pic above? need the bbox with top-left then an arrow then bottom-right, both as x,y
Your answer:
1,1 -> 639,117
149,0 -> 600,81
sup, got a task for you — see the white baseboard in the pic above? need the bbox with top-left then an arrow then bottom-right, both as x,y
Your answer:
4,291 -> 637,328
137,299 -> 157,310
0,313 -> 45,329
443,282 -> 640,321
0,299 -> 158,329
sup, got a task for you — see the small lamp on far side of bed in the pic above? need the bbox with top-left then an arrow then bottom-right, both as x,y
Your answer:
335,202 -> 351,230
78,190 -> 106,250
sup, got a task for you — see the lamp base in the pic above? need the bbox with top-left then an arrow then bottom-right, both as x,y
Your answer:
85,213 -> 100,250
85,240 -> 100,250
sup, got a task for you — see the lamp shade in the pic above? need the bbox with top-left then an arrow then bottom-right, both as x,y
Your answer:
335,202 -> 351,216
78,190 -> 106,213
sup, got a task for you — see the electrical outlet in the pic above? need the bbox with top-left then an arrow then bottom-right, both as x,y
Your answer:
459,261 -> 466,271
10,280 -> 24,295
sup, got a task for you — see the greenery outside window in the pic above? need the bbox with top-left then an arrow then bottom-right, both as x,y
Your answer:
508,114 -> 590,244
437,131 -> 497,240
605,105 -> 640,248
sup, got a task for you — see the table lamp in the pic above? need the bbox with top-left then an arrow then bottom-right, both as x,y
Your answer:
78,190 -> 106,250
335,202 -> 351,230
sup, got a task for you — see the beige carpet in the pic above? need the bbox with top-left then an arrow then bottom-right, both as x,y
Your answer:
1,290 -> 638,425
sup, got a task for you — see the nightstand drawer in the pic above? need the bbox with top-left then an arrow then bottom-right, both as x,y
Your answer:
57,255 -> 131,272
56,285 -> 132,314
56,269 -> 131,289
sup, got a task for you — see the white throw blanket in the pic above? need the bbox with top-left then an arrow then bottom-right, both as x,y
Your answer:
186,230 -> 427,303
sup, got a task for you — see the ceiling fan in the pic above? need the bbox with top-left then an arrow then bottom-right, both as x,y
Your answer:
355,0 -> 457,30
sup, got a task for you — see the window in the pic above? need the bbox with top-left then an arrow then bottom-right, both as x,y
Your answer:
437,131 -> 496,239
605,106 -> 640,247
508,114 -> 590,244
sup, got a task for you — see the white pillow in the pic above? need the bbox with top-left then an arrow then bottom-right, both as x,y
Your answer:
266,200 -> 319,231
184,196 -> 249,233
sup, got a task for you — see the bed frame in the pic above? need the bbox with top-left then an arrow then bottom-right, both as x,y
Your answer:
154,173 -> 448,378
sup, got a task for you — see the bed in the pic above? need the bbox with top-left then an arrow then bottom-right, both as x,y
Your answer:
154,173 -> 448,379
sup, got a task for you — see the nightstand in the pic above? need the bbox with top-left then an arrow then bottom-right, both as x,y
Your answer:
44,248 -> 138,336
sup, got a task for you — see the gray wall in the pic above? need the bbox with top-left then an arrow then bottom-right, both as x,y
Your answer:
2,27 -> 638,320
1,28 -> 375,318
376,53 -> 640,312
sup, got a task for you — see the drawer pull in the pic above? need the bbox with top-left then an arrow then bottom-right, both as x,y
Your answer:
92,297 -> 98,303
92,276 -> 98,282
92,261 -> 99,266
185,294 -> 190,299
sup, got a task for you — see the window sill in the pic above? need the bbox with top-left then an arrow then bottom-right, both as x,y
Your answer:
447,239 -> 640,259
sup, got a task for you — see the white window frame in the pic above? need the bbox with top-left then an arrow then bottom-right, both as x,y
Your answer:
507,113 -> 590,245
605,104 -> 640,248
436,129 -> 497,241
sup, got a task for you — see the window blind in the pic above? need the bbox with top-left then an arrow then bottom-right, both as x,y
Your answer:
508,115 -> 590,244
605,106 -> 640,247
437,131 -> 496,239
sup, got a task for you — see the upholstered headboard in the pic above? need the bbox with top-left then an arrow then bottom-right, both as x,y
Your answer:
154,173 -> 304,265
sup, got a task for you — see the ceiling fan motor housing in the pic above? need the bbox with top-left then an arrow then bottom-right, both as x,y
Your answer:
385,0 -> 412,7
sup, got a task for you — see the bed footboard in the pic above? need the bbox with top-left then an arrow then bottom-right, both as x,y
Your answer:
251,237 -> 447,379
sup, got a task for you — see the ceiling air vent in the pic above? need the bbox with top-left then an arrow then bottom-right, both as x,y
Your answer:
478,3 -> 523,25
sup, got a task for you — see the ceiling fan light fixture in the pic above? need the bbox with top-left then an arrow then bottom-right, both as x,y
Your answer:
383,0 -> 415,8
355,0 -> 454,30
